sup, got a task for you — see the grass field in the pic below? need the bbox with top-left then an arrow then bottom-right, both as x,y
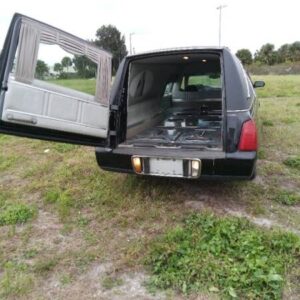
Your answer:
49,78 -> 96,95
0,75 -> 299,299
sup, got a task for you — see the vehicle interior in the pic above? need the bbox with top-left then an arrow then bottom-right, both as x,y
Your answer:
121,53 -> 224,150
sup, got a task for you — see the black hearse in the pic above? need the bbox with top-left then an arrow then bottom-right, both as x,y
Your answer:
0,14 -> 265,180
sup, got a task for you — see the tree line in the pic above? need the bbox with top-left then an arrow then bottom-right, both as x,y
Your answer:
35,25 -> 127,80
236,42 -> 300,66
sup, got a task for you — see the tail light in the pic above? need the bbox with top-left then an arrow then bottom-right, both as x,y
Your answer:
238,119 -> 257,151
132,156 -> 143,173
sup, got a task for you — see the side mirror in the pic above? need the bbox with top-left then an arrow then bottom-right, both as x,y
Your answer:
253,81 -> 265,88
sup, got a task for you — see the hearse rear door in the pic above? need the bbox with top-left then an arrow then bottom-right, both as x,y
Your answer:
0,14 -> 112,146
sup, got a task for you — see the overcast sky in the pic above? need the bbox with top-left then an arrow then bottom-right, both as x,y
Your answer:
0,0 -> 299,64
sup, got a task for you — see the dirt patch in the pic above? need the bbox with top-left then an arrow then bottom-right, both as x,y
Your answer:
182,183 -> 246,214
31,262 -> 166,300
26,210 -> 84,254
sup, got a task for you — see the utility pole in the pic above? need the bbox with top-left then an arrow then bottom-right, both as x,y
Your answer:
129,32 -> 135,55
216,5 -> 227,47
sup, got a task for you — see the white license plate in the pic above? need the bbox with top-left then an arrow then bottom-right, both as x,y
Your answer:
149,157 -> 183,177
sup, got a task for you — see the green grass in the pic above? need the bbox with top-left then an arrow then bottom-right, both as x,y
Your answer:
46,75 -> 300,99
253,75 -> 300,98
33,258 -> 58,275
44,188 -> 73,221
146,213 -> 300,299
283,156 -> 300,170
0,154 -> 21,172
262,119 -> 274,127
48,78 -> 96,95
0,74 -> 300,298
0,260 -> 35,298
101,275 -> 124,290
0,204 -> 35,226
274,190 -> 300,206
188,75 -> 221,88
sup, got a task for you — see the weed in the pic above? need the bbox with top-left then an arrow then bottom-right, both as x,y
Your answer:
23,249 -> 39,259
262,120 -> 274,126
0,261 -> 34,298
274,190 -> 300,205
34,258 -> 58,274
0,134 -> 10,141
257,148 -> 266,159
146,213 -> 300,299
101,275 -> 124,290
283,156 -> 300,170
0,204 -> 36,226
44,189 -> 73,220
52,143 -> 78,153
57,192 -> 73,220
76,214 -> 90,227
0,154 -> 20,171
0,191 -> 8,207
282,117 -> 296,124
59,273 -> 72,285
44,188 -> 61,204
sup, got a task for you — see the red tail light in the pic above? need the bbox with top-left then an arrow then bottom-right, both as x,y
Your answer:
238,119 -> 257,151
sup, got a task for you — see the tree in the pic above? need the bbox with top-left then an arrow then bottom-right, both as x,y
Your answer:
72,55 -> 97,78
254,43 -> 277,65
236,49 -> 253,65
54,62 -> 63,74
277,44 -> 291,63
94,25 -> 127,74
289,42 -> 300,62
61,56 -> 72,72
35,60 -> 49,79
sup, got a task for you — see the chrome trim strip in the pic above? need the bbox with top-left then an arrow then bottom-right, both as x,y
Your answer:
4,109 -> 107,130
227,108 -> 250,113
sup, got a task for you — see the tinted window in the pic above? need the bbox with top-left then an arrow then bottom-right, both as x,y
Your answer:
188,74 -> 221,88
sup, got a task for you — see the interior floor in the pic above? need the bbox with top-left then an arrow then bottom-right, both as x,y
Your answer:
121,108 -> 222,150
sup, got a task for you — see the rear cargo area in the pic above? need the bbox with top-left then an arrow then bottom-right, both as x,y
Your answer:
122,107 -> 222,150
119,52 -> 224,151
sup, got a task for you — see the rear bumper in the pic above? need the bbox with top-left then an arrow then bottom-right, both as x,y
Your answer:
95,148 -> 256,180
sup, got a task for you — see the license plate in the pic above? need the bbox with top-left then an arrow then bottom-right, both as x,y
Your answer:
149,157 -> 184,177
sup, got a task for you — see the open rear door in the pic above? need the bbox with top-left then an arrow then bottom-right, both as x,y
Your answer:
0,14 -> 112,146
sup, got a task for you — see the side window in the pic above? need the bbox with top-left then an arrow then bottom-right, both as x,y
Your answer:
246,75 -> 255,98
12,19 -> 112,105
164,82 -> 173,96
34,44 -> 97,97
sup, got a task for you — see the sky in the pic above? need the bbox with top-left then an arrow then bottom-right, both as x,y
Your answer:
0,0 -> 299,65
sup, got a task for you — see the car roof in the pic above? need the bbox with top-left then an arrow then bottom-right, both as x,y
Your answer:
127,46 -> 230,58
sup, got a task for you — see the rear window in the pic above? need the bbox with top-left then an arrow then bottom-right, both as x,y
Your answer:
188,74 -> 221,88
179,73 -> 221,91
